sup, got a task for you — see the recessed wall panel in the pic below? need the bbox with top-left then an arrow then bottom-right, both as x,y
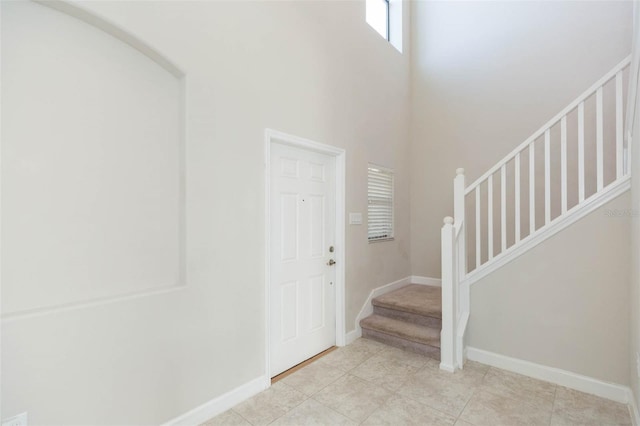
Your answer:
280,158 -> 299,178
280,194 -> 299,261
280,281 -> 298,342
309,162 -> 325,182
309,275 -> 325,330
309,195 -> 325,258
1,1 -> 184,315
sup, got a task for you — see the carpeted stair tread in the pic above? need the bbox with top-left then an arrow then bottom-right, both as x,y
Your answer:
372,284 -> 442,319
360,314 -> 440,348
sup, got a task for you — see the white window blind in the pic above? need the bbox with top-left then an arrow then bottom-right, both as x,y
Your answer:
368,165 -> 394,241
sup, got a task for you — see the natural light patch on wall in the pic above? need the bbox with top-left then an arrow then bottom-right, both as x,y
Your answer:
366,0 -> 388,40
1,1 -> 184,316
366,0 -> 403,53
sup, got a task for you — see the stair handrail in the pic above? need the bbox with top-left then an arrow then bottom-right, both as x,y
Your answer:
466,55 -> 631,196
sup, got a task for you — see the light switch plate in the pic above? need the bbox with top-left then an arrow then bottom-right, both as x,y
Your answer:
349,212 -> 362,225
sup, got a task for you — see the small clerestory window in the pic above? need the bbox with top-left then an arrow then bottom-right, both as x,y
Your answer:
366,0 -> 403,52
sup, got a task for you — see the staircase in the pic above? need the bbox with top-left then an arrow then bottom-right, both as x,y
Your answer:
359,56 -> 635,372
439,55 -> 633,372
360,284 -> 442,360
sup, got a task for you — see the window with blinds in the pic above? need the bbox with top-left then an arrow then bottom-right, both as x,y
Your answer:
368,165 -> 394,242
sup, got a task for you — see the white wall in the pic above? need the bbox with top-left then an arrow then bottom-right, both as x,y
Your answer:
1,0 -> 412,423
468,192 -> 631,385
410,0 -> 633,277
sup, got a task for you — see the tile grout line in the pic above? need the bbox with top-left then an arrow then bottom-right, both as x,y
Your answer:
455,383 -> 478,424
549,384 -> 558,426
453,364 -> 492,424
310,395 -> 362,424
390,358 -> 475,420
309,341 -> 427,424
309,360 -> 384,424
471,367 -> 557,421
271,381 -> 312,424
230,406 -> 254,425
395,383 -> 463,420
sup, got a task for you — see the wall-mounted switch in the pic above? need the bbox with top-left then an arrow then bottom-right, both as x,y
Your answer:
2,412 -> 27,426
349,212 -> 362,225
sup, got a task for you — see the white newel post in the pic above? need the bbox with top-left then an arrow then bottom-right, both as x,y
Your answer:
441,168 -> 466,372
440,216 -> 456,372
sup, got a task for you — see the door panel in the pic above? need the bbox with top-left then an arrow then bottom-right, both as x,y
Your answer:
270,143 -> 336,376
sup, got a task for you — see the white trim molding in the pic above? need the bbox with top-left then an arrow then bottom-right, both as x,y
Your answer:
345,329 -> 362,345
163,376 -> 267,426
346,275 -> 442,344
410,276 -> 442,287
467,347 -> 632,404
347,276 -> 410,344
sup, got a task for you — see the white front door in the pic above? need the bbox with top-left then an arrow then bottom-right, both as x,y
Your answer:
270,142 -> 337,377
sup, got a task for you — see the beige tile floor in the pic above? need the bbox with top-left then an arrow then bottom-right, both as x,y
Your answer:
202,339 -> 631,425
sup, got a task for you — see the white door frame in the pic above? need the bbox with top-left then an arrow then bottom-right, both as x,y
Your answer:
264,128 -> 346,387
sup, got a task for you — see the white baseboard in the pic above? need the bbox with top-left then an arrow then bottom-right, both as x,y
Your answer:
345,275 -> 441,343
629,388 -> 640,426
346,276 -> 411,343
345,328 -> 361,345
410,276 -> 442,287
466,347 -> 630,404
163,376 -> 267,426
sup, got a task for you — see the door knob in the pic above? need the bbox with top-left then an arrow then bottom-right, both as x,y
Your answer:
326,259 -> 336,266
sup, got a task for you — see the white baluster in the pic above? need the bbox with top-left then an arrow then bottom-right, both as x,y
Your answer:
561,116 -> 567,214
529,143 -> 535,234
454,169 -> 466,278
597,86 -> 604,191
475,186 -> 481,268
545,129 -> 551,225
578,102 -> 585,202
616,71 -> 623,179
488,175 -> 493,260
501,165 -> 507,252
515,152 -> 521,243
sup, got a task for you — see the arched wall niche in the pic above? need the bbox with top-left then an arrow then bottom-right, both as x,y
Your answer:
2,0 -> 187,318
34,0 -> 185,78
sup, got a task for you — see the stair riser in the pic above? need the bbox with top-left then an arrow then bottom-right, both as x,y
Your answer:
362,328 -> 440,361
373,305 -> 442,329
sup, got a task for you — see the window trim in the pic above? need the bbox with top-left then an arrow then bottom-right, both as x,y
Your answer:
367,164 -> 394,243
384,0 -> 390,41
